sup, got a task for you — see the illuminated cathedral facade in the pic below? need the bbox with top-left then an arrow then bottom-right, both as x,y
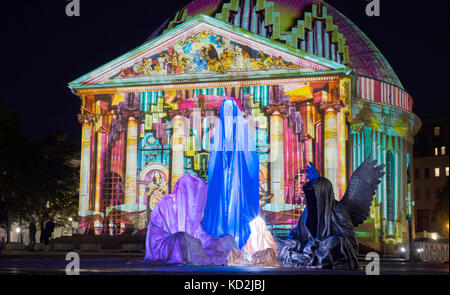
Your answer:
69,0 -> 420,252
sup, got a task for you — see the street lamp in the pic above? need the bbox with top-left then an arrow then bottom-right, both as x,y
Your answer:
68,217 -> 74,235
15,227 -> 22,243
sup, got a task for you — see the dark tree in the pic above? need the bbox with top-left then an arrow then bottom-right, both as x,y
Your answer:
31,132 -> 80,226
0,96 -> 80,239
431,180 -> 449,237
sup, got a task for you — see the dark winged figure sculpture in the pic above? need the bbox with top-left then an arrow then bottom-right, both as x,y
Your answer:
276,158 -> 385,270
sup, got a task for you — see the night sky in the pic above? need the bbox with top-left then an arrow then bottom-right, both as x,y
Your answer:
1,0 -> 448,144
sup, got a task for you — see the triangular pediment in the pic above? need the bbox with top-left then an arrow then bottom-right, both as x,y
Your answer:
69,15 -> 346,89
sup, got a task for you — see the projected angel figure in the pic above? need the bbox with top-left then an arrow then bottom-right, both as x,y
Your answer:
277,158 -> 385,270
145,171 -> 168,212
202,99 -> 260,249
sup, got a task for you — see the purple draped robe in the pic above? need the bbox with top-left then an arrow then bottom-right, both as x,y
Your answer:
144,174 -> 236,265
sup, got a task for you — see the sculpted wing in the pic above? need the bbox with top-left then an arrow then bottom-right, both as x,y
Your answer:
340,158 -> 385,227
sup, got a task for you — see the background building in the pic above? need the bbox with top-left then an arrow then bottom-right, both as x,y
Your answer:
413,115 -> 449,236
68,0 -> 421,253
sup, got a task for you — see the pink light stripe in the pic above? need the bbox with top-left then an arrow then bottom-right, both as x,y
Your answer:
370,79 -> 374,101
283,119 -> 289,202
293,132 -> 298,185
357,77 -> 361,97
288,127 -> 294,204
374,80 -> 381,102
365,77 -> 369,100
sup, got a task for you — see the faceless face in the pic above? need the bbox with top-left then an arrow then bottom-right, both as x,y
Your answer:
305,178 -> 335,238
223,100 -> 234,144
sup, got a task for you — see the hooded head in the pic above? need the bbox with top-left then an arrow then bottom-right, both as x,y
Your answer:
150,174 -> 208,236
209,99 -> 257,171
304,177 -> 335,239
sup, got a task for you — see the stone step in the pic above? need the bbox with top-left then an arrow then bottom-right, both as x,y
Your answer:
53,243 -> 75,251
80,243 -> 101,252
121,243 -> 144,252
4,243 -> 26,250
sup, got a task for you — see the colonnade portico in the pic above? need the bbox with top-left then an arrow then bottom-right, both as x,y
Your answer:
74,76 -> 353,234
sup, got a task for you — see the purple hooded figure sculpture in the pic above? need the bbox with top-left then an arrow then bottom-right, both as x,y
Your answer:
144,174 -> 236,265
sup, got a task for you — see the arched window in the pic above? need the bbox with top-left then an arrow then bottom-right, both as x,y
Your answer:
102,172 -> 124,235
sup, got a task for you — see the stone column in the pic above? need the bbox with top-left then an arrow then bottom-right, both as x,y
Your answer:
124,112 -> 139,205
267,106 -> 286,204
322,103 -> 339,200
337,108 -> 347,200
77,113 -> 93,214
304,136 -> 313,168
94,129 -> 108,213
304,103 -> 314,165
171,115 -> 186,191
338,77 -> 351,200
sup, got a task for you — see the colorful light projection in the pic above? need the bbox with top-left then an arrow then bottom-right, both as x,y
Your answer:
350,100 -> 419,244
76,79 -> 352,235
70,1 -> 420,252
108,30 -> 304,81
74,83 -> 417,239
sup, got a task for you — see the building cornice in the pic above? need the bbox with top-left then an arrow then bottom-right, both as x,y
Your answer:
71,73 -> 343,96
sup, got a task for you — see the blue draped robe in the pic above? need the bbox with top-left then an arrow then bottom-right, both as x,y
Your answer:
202,99 -> 260,249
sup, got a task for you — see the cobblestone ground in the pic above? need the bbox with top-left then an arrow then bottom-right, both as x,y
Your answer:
0,251 -> 448,275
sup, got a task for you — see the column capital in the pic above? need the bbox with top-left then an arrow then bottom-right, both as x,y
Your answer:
266,104 -> 288,116
168,109 -> 191,120
304,134 -> 313,141
122,110 -> 141,121
98,126 -> 109,134
77,113 -> 95,124
319,100 -> 345,112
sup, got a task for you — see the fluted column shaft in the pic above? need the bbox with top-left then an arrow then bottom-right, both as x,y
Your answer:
124,116 -> 138,204
270,111 -> 285,203
94,130 -> 108,212
78,114 -> 93,214
324,107 -> 339,200
171,115 -> 185,191
337,109 -> 347,200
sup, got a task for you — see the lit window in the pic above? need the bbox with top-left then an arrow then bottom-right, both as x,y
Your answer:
435,168 -> 440,177
434,126 -> 440,137
435,148 -> 439,156
441,146 -> 446,155
446,167 -> 449,177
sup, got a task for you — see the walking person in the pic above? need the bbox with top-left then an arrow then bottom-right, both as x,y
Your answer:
43,216 -> 55,252
40,216 -> 48,248
28,220 -> 36,252
40,216 -> 54,251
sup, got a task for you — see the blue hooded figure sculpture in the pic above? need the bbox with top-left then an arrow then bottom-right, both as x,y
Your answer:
202,99 -> 260,249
